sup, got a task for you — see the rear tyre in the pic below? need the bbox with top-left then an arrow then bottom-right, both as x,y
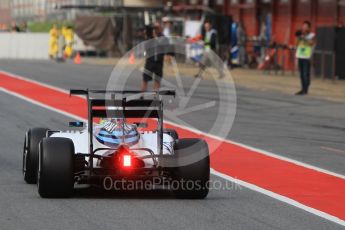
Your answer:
23,128 -> 49,184
38,137 -> 74,198
163,128 -> 179,140
172,138 -> 210,199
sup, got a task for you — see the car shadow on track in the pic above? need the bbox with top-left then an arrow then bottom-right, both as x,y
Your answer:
72,187 -> 228,200
72,187 -> 176,199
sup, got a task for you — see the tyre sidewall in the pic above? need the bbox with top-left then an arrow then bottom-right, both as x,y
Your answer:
172,138 -> 210,199
38,137 -> 74,198
23,128 -> 49,184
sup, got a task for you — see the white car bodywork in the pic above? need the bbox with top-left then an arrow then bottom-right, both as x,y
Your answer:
50,129 -> 174,167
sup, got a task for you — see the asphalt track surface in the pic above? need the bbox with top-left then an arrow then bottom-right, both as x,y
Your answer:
0,60 -> 344,229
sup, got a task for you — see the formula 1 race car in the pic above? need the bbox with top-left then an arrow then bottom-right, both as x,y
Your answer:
22,89 -> 210,198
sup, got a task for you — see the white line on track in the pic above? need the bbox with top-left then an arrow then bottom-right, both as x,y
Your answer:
164,120 -> 345,180
321,146 -> 345,155
1,70 -> 345,226
211,169 -> 345,226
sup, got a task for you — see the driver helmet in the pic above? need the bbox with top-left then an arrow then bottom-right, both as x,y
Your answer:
95,118 -> 140,147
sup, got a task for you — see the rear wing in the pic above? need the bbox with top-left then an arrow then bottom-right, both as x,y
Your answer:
69,89 -> 175,162
70,89 -> 175,119
91,99 -> 162,118
70,89 -> 176,97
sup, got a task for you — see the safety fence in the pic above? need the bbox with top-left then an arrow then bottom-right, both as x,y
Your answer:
0,33 -> 93,60
0,33 -> 49,59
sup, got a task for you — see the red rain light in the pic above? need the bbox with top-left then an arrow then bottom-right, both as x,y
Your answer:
113,145 -> 144,170
123,155 -> 132,167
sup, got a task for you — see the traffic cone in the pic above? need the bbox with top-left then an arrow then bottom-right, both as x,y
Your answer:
74,52 -> 82,64
129,52 -> 136,65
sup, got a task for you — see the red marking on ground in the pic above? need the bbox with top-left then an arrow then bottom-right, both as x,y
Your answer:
0,73 -> 87,118
1,72 -> 345,220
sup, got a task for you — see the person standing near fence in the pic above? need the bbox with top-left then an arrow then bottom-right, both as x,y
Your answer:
295,21 -> 315,95
141,23 -> 168,93
195,21 -> 224,79
63,26 -> 74,58
49,24 -> 59,60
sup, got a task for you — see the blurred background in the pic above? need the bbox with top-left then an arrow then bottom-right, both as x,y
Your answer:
0,0 -> 345,81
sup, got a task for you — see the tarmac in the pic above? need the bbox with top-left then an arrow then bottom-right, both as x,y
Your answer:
0,59 -> 344,229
